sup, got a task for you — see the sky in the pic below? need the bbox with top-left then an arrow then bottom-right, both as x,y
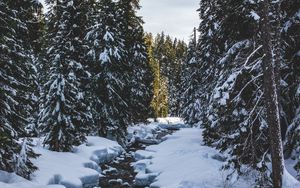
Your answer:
39,0 -> 199,42
138,0 -> 199,42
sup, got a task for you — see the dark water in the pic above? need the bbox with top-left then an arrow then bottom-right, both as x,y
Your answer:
99,129 -> 175,188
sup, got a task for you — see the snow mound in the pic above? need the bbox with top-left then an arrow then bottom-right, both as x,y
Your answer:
135,172 -> 158,187
0,170 -> 63,188
134,128 -> 255,188
127,122 -> 162,142
134,150 -> 154,160
283,169 -> 300,188
31,136 -> 123,188
75,136 -> 124,164
150,117 -> 184,124
127,117 -> 187,145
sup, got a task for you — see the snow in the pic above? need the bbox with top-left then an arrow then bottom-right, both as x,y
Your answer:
0,170 -> 63,188
133,128 -> 255,188
283,169 -> 300,188
28,136 -> 123,188
149,117 -> 184,124
99,49 -> 110,63
74,136 -> 124,164
250,11 -> 260,21
285,159 -> 300,180
2,119 -> 299,188
127,117 -> 186,145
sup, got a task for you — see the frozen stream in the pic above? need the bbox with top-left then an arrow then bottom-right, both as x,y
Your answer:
99,126 -> 177,188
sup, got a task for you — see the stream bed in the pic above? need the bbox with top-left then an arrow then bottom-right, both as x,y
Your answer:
99,128 -> 176,188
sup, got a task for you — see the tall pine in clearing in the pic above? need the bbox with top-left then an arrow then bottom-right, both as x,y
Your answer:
39,0 -> 91,152
85,0 -> 130,145
0,0 -> 38,179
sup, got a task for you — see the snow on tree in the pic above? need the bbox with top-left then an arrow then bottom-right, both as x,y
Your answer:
39,0 -> 91,152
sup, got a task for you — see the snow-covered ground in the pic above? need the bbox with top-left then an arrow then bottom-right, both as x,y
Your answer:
0,136 -> 123,188
0,118 -> 181,188
1,118 -> 299,188
133,128 -> 300,188
32,136 -> 123,188
0,170 -> 63,188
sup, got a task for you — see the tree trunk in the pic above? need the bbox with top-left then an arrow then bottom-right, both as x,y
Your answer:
261,0 -> 285,187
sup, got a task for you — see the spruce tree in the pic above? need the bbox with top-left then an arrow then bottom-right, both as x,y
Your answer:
86,0 -> 129,145
151,33 -> 187,117
39,0 -> 91,152
145,33 -> 161,119
118,0 -> 154,123
0,0 -> 38,178
180,34 -> 202,126
13,0 -> 45,137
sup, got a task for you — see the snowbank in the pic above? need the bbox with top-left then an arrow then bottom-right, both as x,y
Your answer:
133,128 -> 255,188
127,117 -> 186,145
127,122 -> 162,142
74,136 -> 123,164
286,159 -> 299,180
0,170 -> 63,188
148,117 -> 184,124
283,169 -> 300,188
30,136 -> 123,188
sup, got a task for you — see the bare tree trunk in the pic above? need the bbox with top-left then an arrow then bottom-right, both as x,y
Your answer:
261,0 -> 285,187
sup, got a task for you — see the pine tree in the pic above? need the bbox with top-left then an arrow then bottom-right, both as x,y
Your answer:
153,33 -> 169,117
0,0 -> 38,178
39,0 -> 91,152
86,0 -> 129,145
151,33 -> 187,117
145,33 -> 175,119
117,0 -> 154,123
13,0 -> 46,137
180,33 -> 202,126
